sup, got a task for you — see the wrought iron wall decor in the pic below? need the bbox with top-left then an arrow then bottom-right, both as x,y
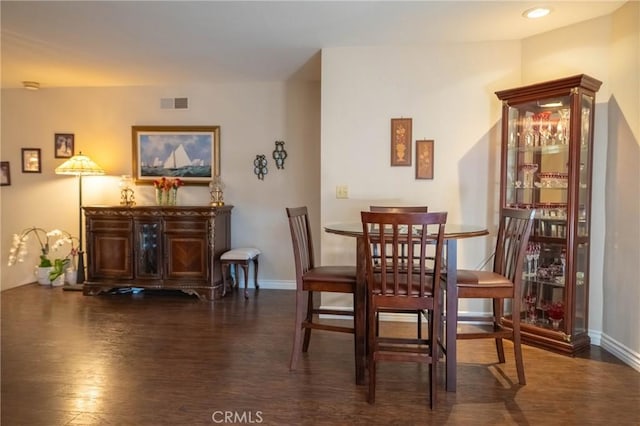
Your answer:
272,140 -> 287,169
254,155 -> 268,180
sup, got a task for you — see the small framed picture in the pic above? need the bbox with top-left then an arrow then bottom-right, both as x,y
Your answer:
55,133 -> 74,158
22,148 -> 41,173
390,118 -> 412,166
415,139 -> 434,180
1,161 -> 11,186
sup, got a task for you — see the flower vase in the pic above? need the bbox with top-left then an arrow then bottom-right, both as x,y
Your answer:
170,188 -> 178,205
156,188 -> 163,205
65,269 -> 77,285
35,266 -> 53,285
51,274 -> 65,287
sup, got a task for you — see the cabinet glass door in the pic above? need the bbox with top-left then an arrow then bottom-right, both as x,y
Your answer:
135,220 -> 162,278
505,94 -> 573,333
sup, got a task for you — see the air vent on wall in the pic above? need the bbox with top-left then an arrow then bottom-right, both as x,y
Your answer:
160,97 -> 189,110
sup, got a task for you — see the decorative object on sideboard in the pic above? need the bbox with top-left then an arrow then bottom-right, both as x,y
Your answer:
119,175 -> 136,206
272,141 -> 287,169
254,155 -> 268,180
209,176 -> 225,206
131,125 -> 220,186
153,177 -> 183,205
55,152 -> 105,289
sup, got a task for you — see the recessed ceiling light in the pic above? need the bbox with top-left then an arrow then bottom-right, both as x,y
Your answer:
523,7 -> 551,19
22,81 -> 40,90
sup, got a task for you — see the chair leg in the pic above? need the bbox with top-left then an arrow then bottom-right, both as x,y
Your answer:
493,298 -> 506,363
289,288 -> 306,370
512,299 -> 526,385
368,296 -> 377,404
253,256 -> 260,289
221,263 -> 230,297
302,291 -> 314,352
241,263 -> 249,299
429,305 -> 439,408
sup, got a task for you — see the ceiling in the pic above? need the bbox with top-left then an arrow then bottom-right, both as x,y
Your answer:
0,1 -> 626,89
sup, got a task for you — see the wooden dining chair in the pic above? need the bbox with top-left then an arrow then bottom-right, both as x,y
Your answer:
369,206 -> 429,338
455,208 -> 535,385
286,207 -> 358,377
361,210 -> 447,408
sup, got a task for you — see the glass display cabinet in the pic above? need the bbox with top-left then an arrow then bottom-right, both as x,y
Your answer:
495,75 -> 601,355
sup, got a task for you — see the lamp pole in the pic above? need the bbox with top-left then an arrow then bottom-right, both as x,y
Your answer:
76,174 -> 86,284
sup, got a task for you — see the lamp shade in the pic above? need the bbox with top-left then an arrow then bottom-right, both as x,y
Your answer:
55,152 -> 105,176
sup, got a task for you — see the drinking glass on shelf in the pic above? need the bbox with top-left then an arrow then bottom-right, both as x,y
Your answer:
521,163 -> 539,189
523,114 -> 535,147
524,293 -> 537,324
538,111 -> 551,146
557,108 -> 570,144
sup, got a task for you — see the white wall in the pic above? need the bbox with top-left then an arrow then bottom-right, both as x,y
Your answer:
320,41 -> 521,309
1,81 -> 320,291
604,1 -> 640,366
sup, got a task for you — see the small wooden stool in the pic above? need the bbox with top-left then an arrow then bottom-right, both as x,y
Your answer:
220,248 -> 260,299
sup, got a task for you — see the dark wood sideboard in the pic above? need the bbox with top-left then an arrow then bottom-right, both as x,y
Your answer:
82,205 -> 233,300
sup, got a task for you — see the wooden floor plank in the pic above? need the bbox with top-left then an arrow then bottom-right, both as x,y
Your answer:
2,284 -> 639,425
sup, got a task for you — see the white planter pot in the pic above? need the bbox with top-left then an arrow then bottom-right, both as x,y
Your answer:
65,269 -> 77,285
35,267 -> 53,285
51,274 -> 65,287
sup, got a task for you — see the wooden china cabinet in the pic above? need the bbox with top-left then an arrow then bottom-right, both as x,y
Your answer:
496,75 -> 601,355
83,205 -> 232,300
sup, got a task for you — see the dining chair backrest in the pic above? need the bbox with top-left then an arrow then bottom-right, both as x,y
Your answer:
369,205 -> 429,213
360,210 -> 447,408
361,211 -> 447,297
369,206 -> 429,264
286,206 -> 315,286
493,208 -> 536,283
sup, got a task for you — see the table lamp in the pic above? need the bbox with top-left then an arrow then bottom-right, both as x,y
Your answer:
55,152 -> 105,290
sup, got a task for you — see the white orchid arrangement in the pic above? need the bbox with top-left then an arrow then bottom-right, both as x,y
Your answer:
8,227 -> 79,281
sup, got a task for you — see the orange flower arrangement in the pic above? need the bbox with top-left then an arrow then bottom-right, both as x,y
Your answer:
153,177 -> 184,205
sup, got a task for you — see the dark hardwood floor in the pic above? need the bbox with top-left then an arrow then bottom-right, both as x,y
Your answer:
2,284 -> 639,425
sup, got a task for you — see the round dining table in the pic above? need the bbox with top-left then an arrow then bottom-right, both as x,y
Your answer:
324,222 -> 489,392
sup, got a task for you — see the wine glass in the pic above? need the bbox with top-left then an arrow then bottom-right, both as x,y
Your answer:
521,163 -> 539,189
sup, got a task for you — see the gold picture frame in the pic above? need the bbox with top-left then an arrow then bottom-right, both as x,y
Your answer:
390,118 -> 412,166
132,125 -> 220,185
415,139 -> 434,180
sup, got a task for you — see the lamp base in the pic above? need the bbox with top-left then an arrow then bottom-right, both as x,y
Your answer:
63,284 -> 84,292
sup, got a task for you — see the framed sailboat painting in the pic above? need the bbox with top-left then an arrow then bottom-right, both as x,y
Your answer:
132,126 -> 220,185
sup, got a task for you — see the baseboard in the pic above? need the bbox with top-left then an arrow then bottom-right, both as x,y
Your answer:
242,279 -> 295,291
599,333 -> 640,372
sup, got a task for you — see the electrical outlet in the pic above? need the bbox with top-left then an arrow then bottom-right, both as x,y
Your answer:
336,185 -> 349,199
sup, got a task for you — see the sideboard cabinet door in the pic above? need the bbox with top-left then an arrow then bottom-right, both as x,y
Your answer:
164,218 -> 209,281
134,219 -> 162,279
87,218 -> 133,280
